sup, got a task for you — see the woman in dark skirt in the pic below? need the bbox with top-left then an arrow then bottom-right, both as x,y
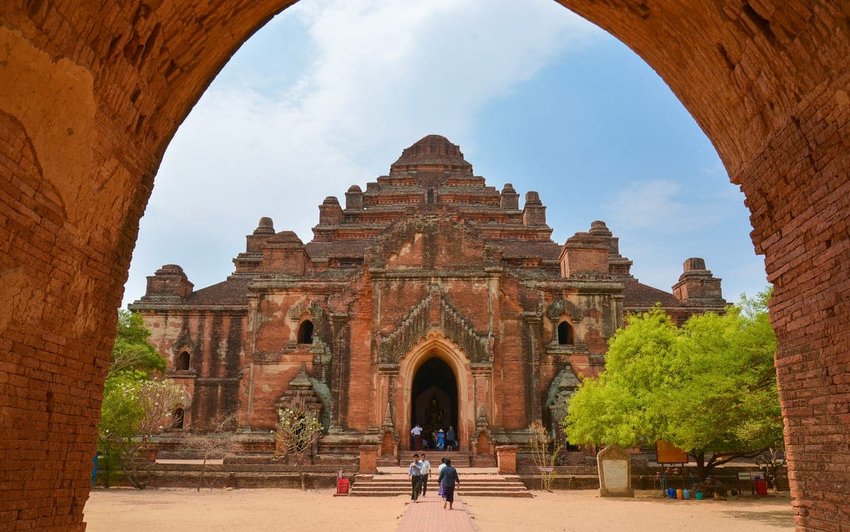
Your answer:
437,458 -> 460,509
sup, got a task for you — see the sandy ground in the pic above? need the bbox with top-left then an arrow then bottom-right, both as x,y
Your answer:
465,491 -> 793,532
84,488 -> 793,532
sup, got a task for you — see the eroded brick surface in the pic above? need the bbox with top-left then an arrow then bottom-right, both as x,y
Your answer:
0,1 -> 849,530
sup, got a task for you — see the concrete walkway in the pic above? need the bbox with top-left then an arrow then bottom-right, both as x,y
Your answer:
396,491 -> 475,532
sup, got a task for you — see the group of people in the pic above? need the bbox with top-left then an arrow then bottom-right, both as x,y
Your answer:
410,424 -> 458,451
407,454 -> 461,510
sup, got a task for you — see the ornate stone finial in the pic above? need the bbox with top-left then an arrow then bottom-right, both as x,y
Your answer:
500,183 -> 519,210
138,264 -> 194,301
382,401 -> 395,430
682,257 -> 707,272
254,216 -> 275,235
525,191 -> 542,205
290,362 -> 312,390
589,220 -> 612,236
672,258 -> 724,304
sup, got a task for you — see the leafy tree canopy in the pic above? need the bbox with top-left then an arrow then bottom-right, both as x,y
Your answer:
110,310 -> 166,377
565,288 -> 781,480
98,311 -> 181,488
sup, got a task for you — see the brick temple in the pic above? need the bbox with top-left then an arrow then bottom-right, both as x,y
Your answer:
130,135 -> 725,461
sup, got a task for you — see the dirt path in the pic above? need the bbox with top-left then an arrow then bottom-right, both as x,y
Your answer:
83,488 -> 793,531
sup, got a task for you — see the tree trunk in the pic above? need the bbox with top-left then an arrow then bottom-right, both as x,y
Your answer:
693,451 -> 708,483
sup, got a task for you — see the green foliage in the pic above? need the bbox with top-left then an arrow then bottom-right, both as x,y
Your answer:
97,311 -> 180,488
110,310 -> 166,376
565,289 -> 781,479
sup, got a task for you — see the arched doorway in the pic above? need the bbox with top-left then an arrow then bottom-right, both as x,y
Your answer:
410,357 -> 457,450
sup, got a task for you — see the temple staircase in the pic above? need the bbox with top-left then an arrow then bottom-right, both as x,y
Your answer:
380,451 -> 496,468
349,467 -> 532,498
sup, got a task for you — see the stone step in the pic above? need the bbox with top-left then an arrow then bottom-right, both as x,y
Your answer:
351,486 -> 528,493
349,470 -> 533,498
396,452 -> 476,467
357,483 -> 528,491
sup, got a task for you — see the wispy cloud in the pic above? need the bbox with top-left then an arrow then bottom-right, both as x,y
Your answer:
125,0 -> 602,305
603,179 -> 733,233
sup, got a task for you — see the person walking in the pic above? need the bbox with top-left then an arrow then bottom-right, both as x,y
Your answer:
438,458 -> 460,510
408,454 -> 422,503
419,454 -> 432,497
437,457 -> 448,498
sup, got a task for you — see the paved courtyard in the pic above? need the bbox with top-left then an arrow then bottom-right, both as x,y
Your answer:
84,488 -> 793,531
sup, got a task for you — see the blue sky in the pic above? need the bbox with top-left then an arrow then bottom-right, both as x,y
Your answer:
123,0 -> 767,307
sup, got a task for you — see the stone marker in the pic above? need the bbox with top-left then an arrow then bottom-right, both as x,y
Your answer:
597,446 -> 634,497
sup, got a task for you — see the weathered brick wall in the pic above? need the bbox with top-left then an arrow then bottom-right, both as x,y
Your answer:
142,311 -> 245,427
1,1 -> 849,529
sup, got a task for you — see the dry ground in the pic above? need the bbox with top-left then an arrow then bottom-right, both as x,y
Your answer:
84,488 -> 793,531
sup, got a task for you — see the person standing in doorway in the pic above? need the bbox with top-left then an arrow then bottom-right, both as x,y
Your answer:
419,454 -> 432,497
438,458 -> 460,510
446,425 -> 456,451
411,423 -> 423,451
408,453 -> 422,503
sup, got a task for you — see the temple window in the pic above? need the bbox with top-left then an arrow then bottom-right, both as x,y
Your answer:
427,188 -> 434,204
558,321 -> 574,345
176,351 -> 191,371
298,320 -> 314,344
172,407 -> 185,429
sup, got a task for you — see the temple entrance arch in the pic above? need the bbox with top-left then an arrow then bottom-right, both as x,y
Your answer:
396,332 -> 479,452
411,358 -> 457,450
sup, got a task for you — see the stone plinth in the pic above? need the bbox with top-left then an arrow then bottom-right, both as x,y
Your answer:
597,446 -> 633,497
359,445 -> 379,474
496,445 -> 518,474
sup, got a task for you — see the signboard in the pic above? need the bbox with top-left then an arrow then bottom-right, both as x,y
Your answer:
738,472 -> 751,480
655,440 -> 689,464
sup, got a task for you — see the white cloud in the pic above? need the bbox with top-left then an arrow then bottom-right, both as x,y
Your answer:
124,0 -> 603,306
603,179 -> 732,233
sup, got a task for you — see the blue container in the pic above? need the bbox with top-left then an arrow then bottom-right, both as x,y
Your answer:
667,488 -> 676,499
683,489 -> 690,499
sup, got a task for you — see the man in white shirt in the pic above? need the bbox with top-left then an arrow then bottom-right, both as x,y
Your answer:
418,454 -> 432,496
410,423 -> 423,450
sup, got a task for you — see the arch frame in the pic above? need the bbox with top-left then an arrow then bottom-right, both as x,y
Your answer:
394,330 -> 479,453
0,1 -> 849,529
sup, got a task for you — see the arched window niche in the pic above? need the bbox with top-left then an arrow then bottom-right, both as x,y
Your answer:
172,407 -> 185,429
557,321 -> 574,345
298,320 -> 314,344
176,351 -> 191,371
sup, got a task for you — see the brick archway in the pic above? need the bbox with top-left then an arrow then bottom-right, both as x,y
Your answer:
1,2 -> 848,529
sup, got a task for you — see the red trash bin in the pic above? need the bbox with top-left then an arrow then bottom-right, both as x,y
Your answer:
337,477 -> 350,495
754,479 -> 768,496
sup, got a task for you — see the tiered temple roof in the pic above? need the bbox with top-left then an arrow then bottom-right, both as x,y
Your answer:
134,135 -> 726,316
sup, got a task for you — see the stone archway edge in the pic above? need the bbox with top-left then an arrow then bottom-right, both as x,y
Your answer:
1,2 -> 849,530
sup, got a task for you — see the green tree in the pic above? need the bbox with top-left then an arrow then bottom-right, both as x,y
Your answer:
565,289 -> 781,481
97,310 -> 185,488
110,310 -> 166,376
